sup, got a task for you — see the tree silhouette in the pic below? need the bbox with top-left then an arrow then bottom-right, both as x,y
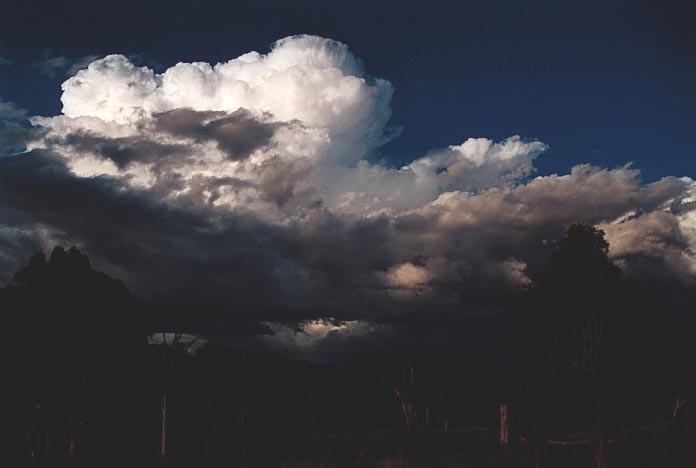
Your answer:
1,246 -> 146,462
524,223 -> 662,468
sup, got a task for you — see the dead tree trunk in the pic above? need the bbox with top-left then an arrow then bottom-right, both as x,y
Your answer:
500,401 -> 511,446
393,387 -> 413,431
160,391 -> 167,463
441,396 -> 449,434
67,409 -> 84,458
240,396 -> 247,425
591,400 -> 606,468
156,332 -> 199,464
672,386 -> 687,419
392,362 -> 415,431
665,385 -> 687,466
24,391 -> 42,464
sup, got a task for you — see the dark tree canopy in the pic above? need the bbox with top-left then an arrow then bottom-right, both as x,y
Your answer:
522,223 -> 664,430
1,246 -> 144,378
550,223 -> 621,282
0,246 -> 148,461
528,224 -> 646,376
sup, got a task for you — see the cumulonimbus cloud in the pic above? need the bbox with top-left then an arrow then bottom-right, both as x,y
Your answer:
1,35 -> 695,356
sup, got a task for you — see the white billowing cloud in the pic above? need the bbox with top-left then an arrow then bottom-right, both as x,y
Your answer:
31,36 -> 549,223
500,258 -> 533,286
410,136 -> 548,192
251,319 -> 385,359
59,35 -> 392,164
306,136 -> 547,219
61,54 -> 158,124
599,177 -> 696,279
384,262 -> 431,289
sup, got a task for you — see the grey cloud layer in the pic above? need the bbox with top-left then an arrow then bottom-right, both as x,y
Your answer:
153,108 -> 278,161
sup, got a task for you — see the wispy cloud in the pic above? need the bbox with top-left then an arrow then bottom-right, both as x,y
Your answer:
32,52 -> 102,78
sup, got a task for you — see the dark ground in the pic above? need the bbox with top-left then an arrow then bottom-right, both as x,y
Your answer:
17,426 -> 696,468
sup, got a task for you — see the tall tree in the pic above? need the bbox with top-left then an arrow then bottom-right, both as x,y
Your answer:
525,224 -> 661,468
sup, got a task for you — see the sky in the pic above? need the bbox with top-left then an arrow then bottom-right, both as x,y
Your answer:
0,0 -> 695,360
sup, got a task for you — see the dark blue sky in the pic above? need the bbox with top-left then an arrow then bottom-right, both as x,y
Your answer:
1,0 -> 694,180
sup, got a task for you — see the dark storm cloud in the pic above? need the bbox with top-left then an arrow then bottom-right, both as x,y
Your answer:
0,123 -> 35,155
2,148 -> 696,356
0,148 -> 517,328
255,156 -> 314,206
58,131 -> 192,170
44,109 -> 279,172
0,101 -> 38,154
253,166 -> 694,325
0,150 -> 208,261
0,149 -> 450,338
154,108 -> 278,161
0,151 -> 287,334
